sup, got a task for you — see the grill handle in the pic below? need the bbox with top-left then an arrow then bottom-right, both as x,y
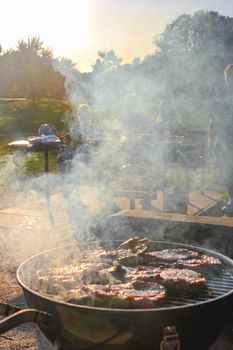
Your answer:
0,302 -> 54,334
160,326 -> 180,350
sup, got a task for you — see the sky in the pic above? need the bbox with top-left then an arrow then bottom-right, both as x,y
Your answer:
1,0 -> 233,72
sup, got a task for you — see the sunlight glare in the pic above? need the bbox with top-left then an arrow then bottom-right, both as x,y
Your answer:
0,0 -> 91,58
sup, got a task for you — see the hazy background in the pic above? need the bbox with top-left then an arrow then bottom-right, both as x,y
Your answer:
1,0 -> 233,72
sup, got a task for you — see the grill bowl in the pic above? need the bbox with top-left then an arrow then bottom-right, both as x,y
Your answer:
15,241 -> 233,350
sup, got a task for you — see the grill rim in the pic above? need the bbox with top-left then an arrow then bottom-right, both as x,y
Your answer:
17,240 -> 233,313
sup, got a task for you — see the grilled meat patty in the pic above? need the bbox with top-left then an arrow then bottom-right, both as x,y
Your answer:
176,255 -> 222,273
160,268 -> 206,293
144,248 -> 199,265
65,282 -> 167,308
126,266 -> 162,283
127,265 -> 206,294
33,262 -> 121,294
143,248 -> 222,273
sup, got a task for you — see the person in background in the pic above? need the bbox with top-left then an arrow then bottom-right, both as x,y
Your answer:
38,123 -> 58,136
120,93 -> 151,135
155,99 -> 185,139
154,98 -> 188,214
208,64 -> 233,216
57,103 -> 96,236
57,103 -> 93,173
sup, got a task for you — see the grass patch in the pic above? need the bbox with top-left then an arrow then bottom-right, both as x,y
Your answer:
0,98 -> 73,136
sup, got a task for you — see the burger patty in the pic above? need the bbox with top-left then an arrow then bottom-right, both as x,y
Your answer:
144,248 -> 200,265
65,282 -> 167,308
33,262 -> 121,294
126,266 -> 162,283
176,255 -> 222,273
127,265 -> 206,294
159,268 -> 206,293
143,248 -> 222,273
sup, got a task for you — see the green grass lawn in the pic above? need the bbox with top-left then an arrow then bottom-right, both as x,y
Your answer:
0,98 -> 73,136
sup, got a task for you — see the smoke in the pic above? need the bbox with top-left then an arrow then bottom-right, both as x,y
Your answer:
0,152 -> 27,206
51,55 -> 182,248
1,10 -> 231,273
0,152 -> 74,269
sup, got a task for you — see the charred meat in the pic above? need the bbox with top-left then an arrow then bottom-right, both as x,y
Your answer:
144,248 -> 200,265
176,255 -> 222,273
160,268 -> 206,294
127,265 -> 206,294
33,262 -> 121,295
119,237 -> 150,251
32,237 -> 223,308
143,248 -> 222,273
65,282 -> 166,308
126,266 -> 162,284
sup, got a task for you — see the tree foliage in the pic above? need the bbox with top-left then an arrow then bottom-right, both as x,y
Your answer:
1,11 -> 233,127
0,37 -> 65,102
154,11 -> 233,100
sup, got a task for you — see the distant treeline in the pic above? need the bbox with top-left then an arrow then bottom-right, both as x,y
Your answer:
1,10 -> 233,126
0,37 -> 66,103
71,11 -> 233,128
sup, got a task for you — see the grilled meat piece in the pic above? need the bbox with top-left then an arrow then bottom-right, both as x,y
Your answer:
86,248 -> 119,264
33,262 -> 120,295
107,264 -> 127,282
119,237 -> 141,250
119,237 -> 151,253
88,247 -> 136,265
90,247 -> 145,267
128,266 -> 206,294
64,285 -> 91,305
144,248 -> 222,273
126,266 -> 162,284
112,282 -> 166,308
85,238 -> 151,268
144,248 -> 200,266
176,255 -> 222,273
118,253 -> 144,267
65,282 -> 166,308
160,268 -> 206,294
33,239 -> 221,308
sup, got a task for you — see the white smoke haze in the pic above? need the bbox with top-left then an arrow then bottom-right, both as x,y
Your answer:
51,56 -> 175,250
0,152 -> 27,205
0,50 -> 181,272
2,10 -> 233,271
0,152 -> 75,269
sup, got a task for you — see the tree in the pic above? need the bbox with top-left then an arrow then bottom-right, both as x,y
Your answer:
153,11 -> 233,101
0,37 -> 65,105
92,50 -> 122,73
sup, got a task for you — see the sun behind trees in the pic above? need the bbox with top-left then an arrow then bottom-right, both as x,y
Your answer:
0,37 -> 65,104
0,11 -> 233,127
